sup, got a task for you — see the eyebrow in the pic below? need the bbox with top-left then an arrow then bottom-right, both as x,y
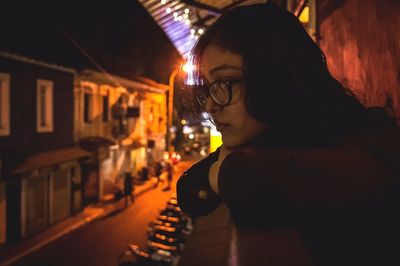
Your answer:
209,64 -> 242,75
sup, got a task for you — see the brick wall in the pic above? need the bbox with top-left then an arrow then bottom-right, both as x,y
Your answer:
318,0 -> 400,118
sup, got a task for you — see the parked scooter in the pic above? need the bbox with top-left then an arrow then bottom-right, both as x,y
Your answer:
119,195 -> 194,265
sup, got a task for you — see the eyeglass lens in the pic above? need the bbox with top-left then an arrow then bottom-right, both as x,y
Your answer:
195,82 -> 230,108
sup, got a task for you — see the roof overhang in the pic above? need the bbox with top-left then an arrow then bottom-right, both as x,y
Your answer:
138,0 -> 267,58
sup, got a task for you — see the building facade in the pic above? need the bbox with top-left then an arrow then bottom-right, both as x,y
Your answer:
74,70 -> 168,203
0,53 -> 168,244
0,51 -> 90,243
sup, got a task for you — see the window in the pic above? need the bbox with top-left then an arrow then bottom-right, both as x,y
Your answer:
102,95 -> 109,122
36,79 -> 53,133
0,73 -> 10,136
84,93 -> 94,123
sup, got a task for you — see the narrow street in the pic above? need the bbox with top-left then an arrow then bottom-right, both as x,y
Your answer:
10,159 -> 198,266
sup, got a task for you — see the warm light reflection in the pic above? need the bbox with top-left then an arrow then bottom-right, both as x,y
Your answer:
181,62 -> 194,73
163,151 -> 169,161
154,225 -> 176,232
169,198 -> 178,205
148,241 -> 177,251
155,234 -> 167,240
183,57 -> 196,85
299,6 -> 309,23
210,128 -> 222,152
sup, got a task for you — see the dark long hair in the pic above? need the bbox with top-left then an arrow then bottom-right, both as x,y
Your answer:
186,3 -> 393,147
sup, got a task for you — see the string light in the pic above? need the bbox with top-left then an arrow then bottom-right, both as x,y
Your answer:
164,4 -> 208,48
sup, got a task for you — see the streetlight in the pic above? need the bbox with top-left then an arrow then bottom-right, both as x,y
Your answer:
167,68 -> 179,153
166,62 -> 194,152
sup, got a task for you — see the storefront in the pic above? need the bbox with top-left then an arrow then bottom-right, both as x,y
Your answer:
6,147 -> 90,241
79,137 -> 117,202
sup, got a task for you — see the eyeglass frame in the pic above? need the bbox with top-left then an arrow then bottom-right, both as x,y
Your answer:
194,78 -> 244,109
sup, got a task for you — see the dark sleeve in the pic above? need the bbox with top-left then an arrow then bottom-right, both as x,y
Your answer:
176,149 -> 223,217
217,146 -> 395,225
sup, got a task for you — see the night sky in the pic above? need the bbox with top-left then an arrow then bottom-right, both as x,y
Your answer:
0,0 -> 182,84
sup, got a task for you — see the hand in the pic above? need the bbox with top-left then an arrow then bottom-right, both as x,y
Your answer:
209,145 -> 234,194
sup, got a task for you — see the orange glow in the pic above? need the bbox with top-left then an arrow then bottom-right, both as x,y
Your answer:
154,225 -> 176,232
159,215 -> 179,222
155,233 -> 167,240
148,241 -> 177,251
163,151 -> 169,160
152,220 -> 163,226
169,198 -> 178,205
183,57 -> 196,86
128,244 -> 150,258
181,62 -> 195,73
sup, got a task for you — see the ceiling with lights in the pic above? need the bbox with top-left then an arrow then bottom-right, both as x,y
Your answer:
138,0 -> 268,59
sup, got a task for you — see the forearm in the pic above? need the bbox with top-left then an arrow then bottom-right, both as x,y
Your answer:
217,146 -> 394,214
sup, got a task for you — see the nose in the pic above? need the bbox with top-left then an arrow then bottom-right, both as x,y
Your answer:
204,96 -> 221,113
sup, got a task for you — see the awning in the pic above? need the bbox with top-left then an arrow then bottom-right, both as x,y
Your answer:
121,137 -> 146,149
78,136 -> 117,151
11,146 -> 91,175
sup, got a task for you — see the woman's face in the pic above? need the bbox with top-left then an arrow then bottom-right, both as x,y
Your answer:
200,44 -> 268,148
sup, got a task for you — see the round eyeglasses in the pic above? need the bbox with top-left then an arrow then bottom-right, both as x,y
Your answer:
194,78 -> 244,109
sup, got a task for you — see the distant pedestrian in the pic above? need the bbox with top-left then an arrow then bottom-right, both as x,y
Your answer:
124,172 -> 134,207
153,161 -> 163,188
162,161 -> 174,191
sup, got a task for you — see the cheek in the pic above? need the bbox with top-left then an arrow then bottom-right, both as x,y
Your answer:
225,105 -> 254,144
232,101 -> 248,127
234,107 -> 266,143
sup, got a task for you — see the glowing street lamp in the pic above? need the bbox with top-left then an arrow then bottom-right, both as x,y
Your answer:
167,62 -> 194,152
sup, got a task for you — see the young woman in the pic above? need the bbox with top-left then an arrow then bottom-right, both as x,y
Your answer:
177,3 -> 400,266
